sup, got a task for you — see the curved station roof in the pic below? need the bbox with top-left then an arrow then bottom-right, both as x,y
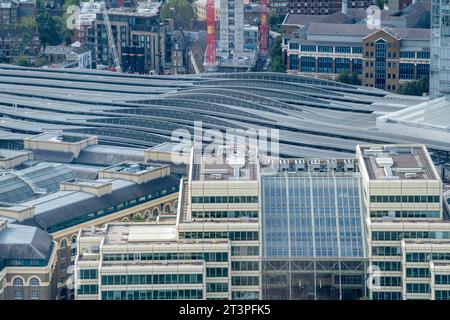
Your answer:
0,64 -> 448,159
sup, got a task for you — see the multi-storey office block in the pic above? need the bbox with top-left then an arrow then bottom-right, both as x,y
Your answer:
75,224 -> 230,300
178,148 -> 262,300
357,144 -> 448,300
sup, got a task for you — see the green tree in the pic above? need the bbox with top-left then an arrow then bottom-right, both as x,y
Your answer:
160,0 -> 196,29
36,12 -> 64,46
270,36 -> 286,73
269,14 -> 284,33
337,72 -> 360,85
14,56 -> 32,67
17,16 -> 37,31
396,76 -> 429,96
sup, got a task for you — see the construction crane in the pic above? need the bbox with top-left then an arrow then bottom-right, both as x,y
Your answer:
99,1 -> 121,72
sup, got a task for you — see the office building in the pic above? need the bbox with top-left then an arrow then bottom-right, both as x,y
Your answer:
260,158 -> 368,300
283,23 -> 430,91
0,220 -> 57,300
430,0 -> 450,97
75,146 -> 261,300
75,223 -> 229,300
357,144 -> 450,300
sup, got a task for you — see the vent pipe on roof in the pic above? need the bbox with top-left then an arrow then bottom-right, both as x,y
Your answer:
342,0 -> 348,14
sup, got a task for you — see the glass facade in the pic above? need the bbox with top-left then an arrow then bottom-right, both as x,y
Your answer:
261,173 -> 368,300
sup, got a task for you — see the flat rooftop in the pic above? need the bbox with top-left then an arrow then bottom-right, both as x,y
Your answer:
192,149 -> 258,181
104,224 -> 177,245
102,162 -> 164,175
360,145 -> 438,180
26,133 -> 91,143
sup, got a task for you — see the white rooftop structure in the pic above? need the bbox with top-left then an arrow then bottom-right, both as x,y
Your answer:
377,97 -> 450,145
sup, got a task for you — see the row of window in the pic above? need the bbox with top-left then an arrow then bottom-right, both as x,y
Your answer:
101,274 -> 203,286
206,268 -> 228,278
379,276 -> 401,287
206,282 -> 229,293
399,51 -> 430,59
103,252 -> 229,262
79,269 -> 98,280
192,210 -> 258,219
369,195 -> 440,203
231,276 -> 259,287
334,275 -> 364,285
372,291 -> 401,300
179,231 -> 259,241
231,261 -> 259,271
12,277 -> 40,287
101,289 -> 203,300
78,285 -> 98,295
372,246 -> 401,256
406,283 -> 430,294
14,290 -> 40,300
289,44 -> 362,54
372,261 -> 402,271
370,210 -> 441,219
435,275 -> 450,285
372,231 -> 450,241
231,246 -> 259,256
406,252 -> 450,262
191,196 -> 258,204
436,290 -> 450,300
406,268 -> 430,278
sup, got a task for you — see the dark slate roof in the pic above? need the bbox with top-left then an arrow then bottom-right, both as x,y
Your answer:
21,175 -> 180,231
307,23 -> 430,40
0,223 -> 53,262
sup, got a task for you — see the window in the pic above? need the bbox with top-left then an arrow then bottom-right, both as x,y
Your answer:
30,277 -> 40,286
31,291 -> 39,300
13,277 -> 23,287
335,46 -> 351,53
14,291 -> 23,300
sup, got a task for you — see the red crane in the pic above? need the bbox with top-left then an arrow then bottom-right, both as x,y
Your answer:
205,0 -> 216,66
259,0 -> 269,55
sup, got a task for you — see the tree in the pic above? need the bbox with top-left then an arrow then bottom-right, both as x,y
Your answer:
270,36 -> 286,73
17,16 -> 37,31
160,0 -> 196,29
337,72 -> 360,85
269,14 -> 284,33
36,12 -> 64,46
14,56 -> 32,67
396,76 -> 429,96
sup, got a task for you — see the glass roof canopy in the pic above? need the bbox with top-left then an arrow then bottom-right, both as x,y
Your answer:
261,172 -> 367,259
